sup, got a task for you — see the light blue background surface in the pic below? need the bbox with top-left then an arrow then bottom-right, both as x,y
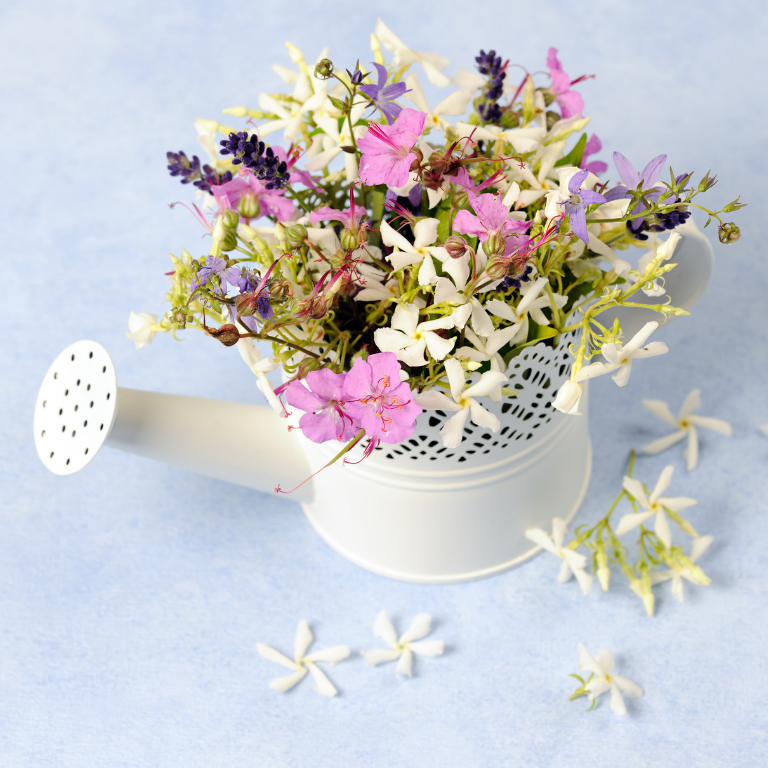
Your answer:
1,1 -> 767,765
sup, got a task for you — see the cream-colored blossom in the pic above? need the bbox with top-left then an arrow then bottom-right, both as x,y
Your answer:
525,518 -> 593,595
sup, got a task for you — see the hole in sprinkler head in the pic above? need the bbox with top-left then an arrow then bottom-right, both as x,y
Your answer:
102,366 -> 106,373
71,354 -> 75,361
41,430 -> 46,437
106,392 -> 110,400
89,351 -> 93,359
83,420 -> 88,427
99,424 -> 104,431
43,400 -> 47,408
90,401 -> 94,408
74,405 -> 79,412
72,430 -> 76,437
66,458 -> 70,465
50,451 -> 54,458
76,379 -> 80,386
87,384 -> 91,391
61,426 -> 65,432
58,408 -> 63,416
53,372 -> 58,379
64,389 -> 69,396
84,448 -> 89,455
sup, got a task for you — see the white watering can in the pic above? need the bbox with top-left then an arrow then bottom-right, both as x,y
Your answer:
33,223 -> 714,584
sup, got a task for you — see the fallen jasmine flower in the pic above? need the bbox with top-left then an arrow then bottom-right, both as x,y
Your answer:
615,465 -> 696,549
361,609 -> 444,677
641,389 -> 732,470
525,517 -> 593,595
575,321 -> 669,388
256,619 -> 350,697
573,644 -> 643,716
651,535 -> 713,602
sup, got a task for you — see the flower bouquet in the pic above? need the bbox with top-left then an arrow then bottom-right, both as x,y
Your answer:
124,20 -> 742,578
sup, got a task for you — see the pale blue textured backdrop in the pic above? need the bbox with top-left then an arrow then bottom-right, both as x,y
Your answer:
1,1 -> 766,765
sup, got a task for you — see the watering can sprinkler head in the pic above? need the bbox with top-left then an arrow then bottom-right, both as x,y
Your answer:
33,340 -> 313,500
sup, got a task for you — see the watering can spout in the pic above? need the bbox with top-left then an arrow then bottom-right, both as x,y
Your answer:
33,340 -> 313,502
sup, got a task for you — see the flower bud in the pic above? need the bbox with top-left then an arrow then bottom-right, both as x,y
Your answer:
718,222 -> 741,244
309,298 -> 329,319
340,227 -> 358,251
445,235 -> 470,259
235,292 -> 257,316
482,232 -> 506,258
451,187 -> 471,210
284,224 -> 308,250
552,380 -> 584,416
314,58 -> 334,79
408,147 -> 424,172
237,193 -> 261,220
269,278 -> 292,301
330,250 -> 347,270
207,323 -> 240,347
222,208 -> 240,229
220,230 -> 238,252
484,256 -> 509,280
596,551 -> 610,591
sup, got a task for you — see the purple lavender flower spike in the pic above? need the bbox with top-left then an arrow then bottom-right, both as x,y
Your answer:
360,63 -> 409,125
286,370 -> 360,444
559,169 -> 607,244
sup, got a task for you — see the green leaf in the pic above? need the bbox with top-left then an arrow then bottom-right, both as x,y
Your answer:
554,133 -> 588,169
328,96 -> 347,112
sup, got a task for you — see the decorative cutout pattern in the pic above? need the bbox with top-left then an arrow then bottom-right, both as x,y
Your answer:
373,332 -> 578,469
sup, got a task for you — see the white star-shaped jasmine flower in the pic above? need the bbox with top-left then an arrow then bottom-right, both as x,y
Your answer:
414,358 -> 508,448
256,620 -> 350,697
380,218 -> 458,287
615,465 -> 696,549
641,389 -> 731,470
629,232 -> 682,296
577,644 -> 643,716
373,303 -> 456,367
361,610 -> 444,677
650,535 -> 713,602
304,102 -> 367,183
525,517 -> 593,595
403,71 -> 472,135
374,19 -> 451,87
237,338 -> 283,416
354,262 -> 400,302
454,326 -> 507,402
575,321 -> 669,388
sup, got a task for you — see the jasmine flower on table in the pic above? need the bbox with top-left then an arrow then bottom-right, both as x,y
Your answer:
575,321 -> 669,389
641,388 -> 732,470
615,465 -> 696,549
651,535 -> 714,602
524,517 -> 593,595
361,610 -> 444,677
256,619 -> 350,697
414,358 -> 508,448
572,644 -> 643,716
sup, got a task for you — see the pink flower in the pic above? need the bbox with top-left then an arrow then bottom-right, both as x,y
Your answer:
453,192 -> 530,253
309,206 -> 354,228
343,353 -> 422,444
285,369 -> 360,443
358,108 -> 427,188
546,48 -> 584,118
581,134 -> 608,176
211,172 -> 295,222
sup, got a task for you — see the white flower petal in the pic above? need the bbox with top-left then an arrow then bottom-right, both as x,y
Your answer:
678,388 -> 701,419
622,476 -> 650,509
468,399 -> 501,431
408,640 -> 444,657
561,547 -> 587,573
464,370 -> 508,399
683,424 -> 699,471
524,527 -> 559,556
399,613 -> 433,644
622,321 -> 660,356
380,219 -> 416,254
611,361 -> 633,388
575,361 -> 617,382
631,341 -> 669,360
650,465 -> 675,503
615,511 -> 656,537
441,408 -> 470,448
641,430 -> 688,455
294,619 -> 314,661
256,643 -> 301,671
609,682 -> 628,715
373,609 -> 398,649
557,558 -> 573,583
551,517 -> 568,549
395,648 -> 413,677
578,644 -> 604,677
671,574 -> 685,602
642,399 -> 679,427
361,648 -> 402,666
413,218 -> 440,250
596,650 -> 614,673
690,534 -> 714,563
304,645 -> 351,665
444,358 -> 466,401
306,661 -> 338,697
688,415 -> 732,436
414,388 -> 461,411
659,496 -> 697,513
572,566 -> 594,596
269,668 -> 308,693
612,675 -> 643,699
654,510 -> 672,549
